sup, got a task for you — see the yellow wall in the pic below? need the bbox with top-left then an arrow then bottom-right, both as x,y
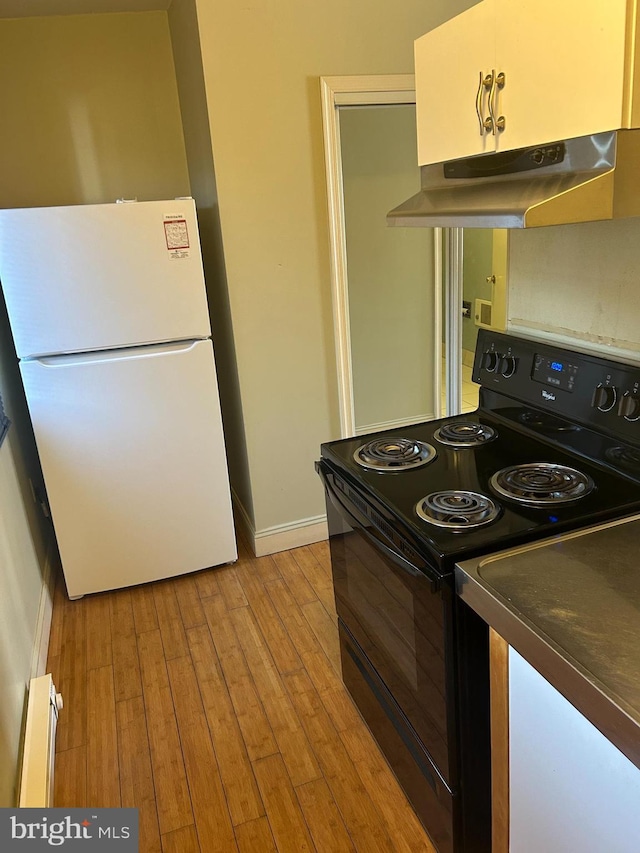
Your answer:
167,0 -> 254,519
0,9 -> 189,805
0,440 -> 44,807
0,12 -> 190,207
194,0 -> 475,535
0,306 -> 52,806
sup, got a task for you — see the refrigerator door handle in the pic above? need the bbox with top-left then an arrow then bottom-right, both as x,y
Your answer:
32,339 -> 205,367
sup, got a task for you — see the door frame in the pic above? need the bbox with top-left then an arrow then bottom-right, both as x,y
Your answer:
320,74 -> 443,437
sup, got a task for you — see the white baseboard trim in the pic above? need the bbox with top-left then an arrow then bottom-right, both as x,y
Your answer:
253,516 -> 328,557
31,542 -> 56,680
231,490 -> 328,557
355,412 -> 436,435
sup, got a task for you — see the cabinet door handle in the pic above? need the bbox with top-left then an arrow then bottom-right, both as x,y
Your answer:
475,71 -> 494,135
489,70 -> 506,134
475,71 -> 484,135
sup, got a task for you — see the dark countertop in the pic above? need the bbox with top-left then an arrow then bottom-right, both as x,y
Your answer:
456,513 -> 640,770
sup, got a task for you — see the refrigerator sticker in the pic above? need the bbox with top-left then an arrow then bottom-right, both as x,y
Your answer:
163,215 -> 191,259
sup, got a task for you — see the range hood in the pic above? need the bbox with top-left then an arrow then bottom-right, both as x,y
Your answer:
387,130 -> 640,229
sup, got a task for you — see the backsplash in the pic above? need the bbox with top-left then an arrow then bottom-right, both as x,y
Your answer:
508,218 -> 640,360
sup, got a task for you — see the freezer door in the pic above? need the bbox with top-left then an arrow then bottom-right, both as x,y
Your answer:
0,199 -> 211,358
21,339 -> 237,597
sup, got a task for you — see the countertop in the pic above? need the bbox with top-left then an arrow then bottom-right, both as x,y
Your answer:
456,513 -> 640,770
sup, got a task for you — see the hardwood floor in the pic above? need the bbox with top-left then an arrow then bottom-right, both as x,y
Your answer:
48,535 -> 435,852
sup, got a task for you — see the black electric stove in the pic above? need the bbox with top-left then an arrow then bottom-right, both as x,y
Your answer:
316,330 -> 640,853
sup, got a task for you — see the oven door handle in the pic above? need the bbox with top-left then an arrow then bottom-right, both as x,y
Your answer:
317,462 -> 442,592
361,526 -> 440,590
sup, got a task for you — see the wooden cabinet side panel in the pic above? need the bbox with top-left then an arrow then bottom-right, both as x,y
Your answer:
489,628 -> 509,853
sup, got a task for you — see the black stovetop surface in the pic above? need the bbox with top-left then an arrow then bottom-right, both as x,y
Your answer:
320,398 -> 640,571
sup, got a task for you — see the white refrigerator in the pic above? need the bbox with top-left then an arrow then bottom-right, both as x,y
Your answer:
0,198 -> 237,598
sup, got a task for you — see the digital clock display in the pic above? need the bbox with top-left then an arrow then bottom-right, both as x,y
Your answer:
532,352 -> 577,392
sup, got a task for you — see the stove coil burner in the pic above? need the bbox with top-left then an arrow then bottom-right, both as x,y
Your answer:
415,490 -> 501,530
490,462 -> 594,505
605,446 -> 640,473
433,421 -> 497,447
353,437 -> 436,472
518,410 -> 579,433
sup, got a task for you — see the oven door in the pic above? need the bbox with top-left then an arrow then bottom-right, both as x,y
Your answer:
318,461 -> 454,785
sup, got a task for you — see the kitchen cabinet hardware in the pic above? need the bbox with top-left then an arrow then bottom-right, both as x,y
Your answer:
476,71 -> 494,135
487,70 -> 506,135
475,72 -> 484,134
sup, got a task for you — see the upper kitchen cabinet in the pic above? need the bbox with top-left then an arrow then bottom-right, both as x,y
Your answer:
415,0 -> 497,165
415,0 -> 633,165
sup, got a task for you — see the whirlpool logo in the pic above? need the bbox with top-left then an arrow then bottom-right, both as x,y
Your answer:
0,809 -> 138,850
542,389 -> 557,402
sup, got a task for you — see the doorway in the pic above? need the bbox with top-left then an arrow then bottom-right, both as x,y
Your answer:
321,75 -> 440,437
452,228 -> 508,413
340,102 -> 437,434
321,75 -> 507,436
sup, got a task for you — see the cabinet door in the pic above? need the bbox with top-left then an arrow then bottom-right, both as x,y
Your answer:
509,648 -> 640,853
415,0 -> 497,165
495,0 -> 628,153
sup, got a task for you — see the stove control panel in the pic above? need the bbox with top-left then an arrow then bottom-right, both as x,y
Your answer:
532,352 -> 578,392
474,329 -> 640,443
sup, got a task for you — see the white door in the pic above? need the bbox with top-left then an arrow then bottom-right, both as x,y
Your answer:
0,199 -> 211,358
21,339 -> 236,597
415,0 -> 496,166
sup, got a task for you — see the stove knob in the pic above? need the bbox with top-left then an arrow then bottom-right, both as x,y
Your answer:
481,350 -> 500,372
591,383 -> 618,412
618,392 -> 640,421
499,355 -> 517,378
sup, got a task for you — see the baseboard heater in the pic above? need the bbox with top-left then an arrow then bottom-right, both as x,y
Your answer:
19,674 -> 63,807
